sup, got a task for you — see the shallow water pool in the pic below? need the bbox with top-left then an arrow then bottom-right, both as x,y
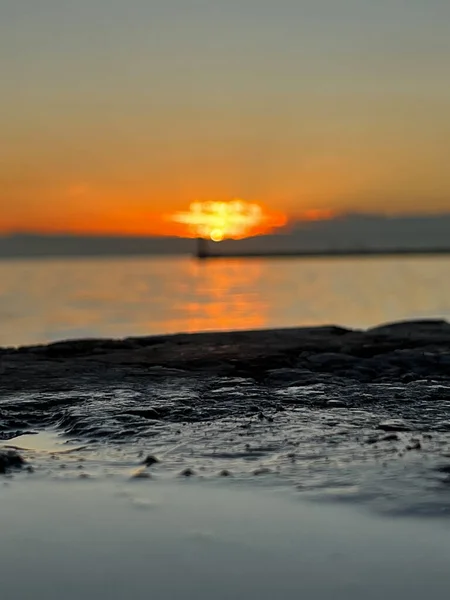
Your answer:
2,478 -> 450,600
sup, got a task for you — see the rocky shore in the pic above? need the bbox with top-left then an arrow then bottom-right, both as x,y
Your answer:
2,319 -> 450,391
2,319 -> 450,516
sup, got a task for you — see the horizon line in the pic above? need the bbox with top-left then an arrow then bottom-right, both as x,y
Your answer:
3,210 -> 450,238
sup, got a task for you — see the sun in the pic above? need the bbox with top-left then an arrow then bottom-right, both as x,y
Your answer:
169,199 -> 287,241
210,228 -> 225,242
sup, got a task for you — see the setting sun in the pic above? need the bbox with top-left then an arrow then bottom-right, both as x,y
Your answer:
210,228 -> 225,242
169,200 -> 287,241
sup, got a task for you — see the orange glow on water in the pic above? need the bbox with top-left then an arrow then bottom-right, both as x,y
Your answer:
168,200 -> 287,240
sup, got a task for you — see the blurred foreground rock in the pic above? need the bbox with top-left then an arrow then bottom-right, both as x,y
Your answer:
1,319 -> 450,392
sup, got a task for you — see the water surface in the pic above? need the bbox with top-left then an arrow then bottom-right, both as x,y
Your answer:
1,255 -> 449,346
2,478 -> 450,600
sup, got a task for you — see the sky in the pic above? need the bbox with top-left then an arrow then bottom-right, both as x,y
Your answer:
1,0 -> 450,235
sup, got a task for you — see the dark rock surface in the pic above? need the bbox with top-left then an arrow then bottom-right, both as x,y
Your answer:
2,319 -> 450,391
0,449 -> 26,474
2,319 -> 450,516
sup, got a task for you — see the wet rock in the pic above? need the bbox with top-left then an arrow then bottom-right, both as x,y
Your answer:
0,449 -> 25,474
141,455 -> 160,467
180,468 -> 195,477
369,319 -> 450,338
3,320 -> 450,516
406,440 -> 422,451
380,433 -> 400,442
326,400 -> 346,408
378,420 -> 412,432
147,366 -> 188,377
366,436 -> 378,445
401,373 -> 418,383
253,467 -> 272,476
3,319 -> 450,391
307,353 -> 359,368
266,369 -> 312,385
127,408 -> 161,420
257,412 -> 274,422
219,469 -> 232,477
366,432 -> 400,445
436,464 -> 450,475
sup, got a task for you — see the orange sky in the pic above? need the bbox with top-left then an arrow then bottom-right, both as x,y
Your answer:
2,1 -> 450,236
3,145 -> 450,236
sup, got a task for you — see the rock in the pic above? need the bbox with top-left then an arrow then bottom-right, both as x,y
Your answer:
3,320 -> 450,391
407,440 -> 422,451
141,455 -> 160,467
253,467 -> 271,476
266,368 -> 312,385
378,420 -> 412,432
366,436 -> 379,445
256,412 -> 274,422
0,450 -> 25,474
128,408 -> 161,420
180,468 -> 195,477
326,400 -> 346,408
307,353 -> 358,368
379,433 -> 400,442
219,469 -> 232,477
147,366 -> 188,377
369,320 -> 450,338
435,465 -> 450,475
366,432 -> 400,445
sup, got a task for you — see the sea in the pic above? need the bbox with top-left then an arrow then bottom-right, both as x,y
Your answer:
1,254 -> 449,347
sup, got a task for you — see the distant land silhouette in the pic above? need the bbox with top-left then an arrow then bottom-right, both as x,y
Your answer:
1,213 -> 450,258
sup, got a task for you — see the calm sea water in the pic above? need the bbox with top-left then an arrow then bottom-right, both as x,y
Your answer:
0,255 -> 449,347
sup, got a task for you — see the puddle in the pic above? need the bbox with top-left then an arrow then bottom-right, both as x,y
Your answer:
2,431 -> 84,454
1,478 -> 450,600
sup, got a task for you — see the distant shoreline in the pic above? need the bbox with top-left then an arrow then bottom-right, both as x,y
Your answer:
2,247 -> 450,260
3,212 -> 450,258
197,247 -> 450,260
0,252 -> 190,261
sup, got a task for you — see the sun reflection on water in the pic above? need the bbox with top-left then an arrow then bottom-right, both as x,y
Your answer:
171,260 -> 267,333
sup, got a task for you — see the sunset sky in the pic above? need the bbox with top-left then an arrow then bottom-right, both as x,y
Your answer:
1,0 -> 450,235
